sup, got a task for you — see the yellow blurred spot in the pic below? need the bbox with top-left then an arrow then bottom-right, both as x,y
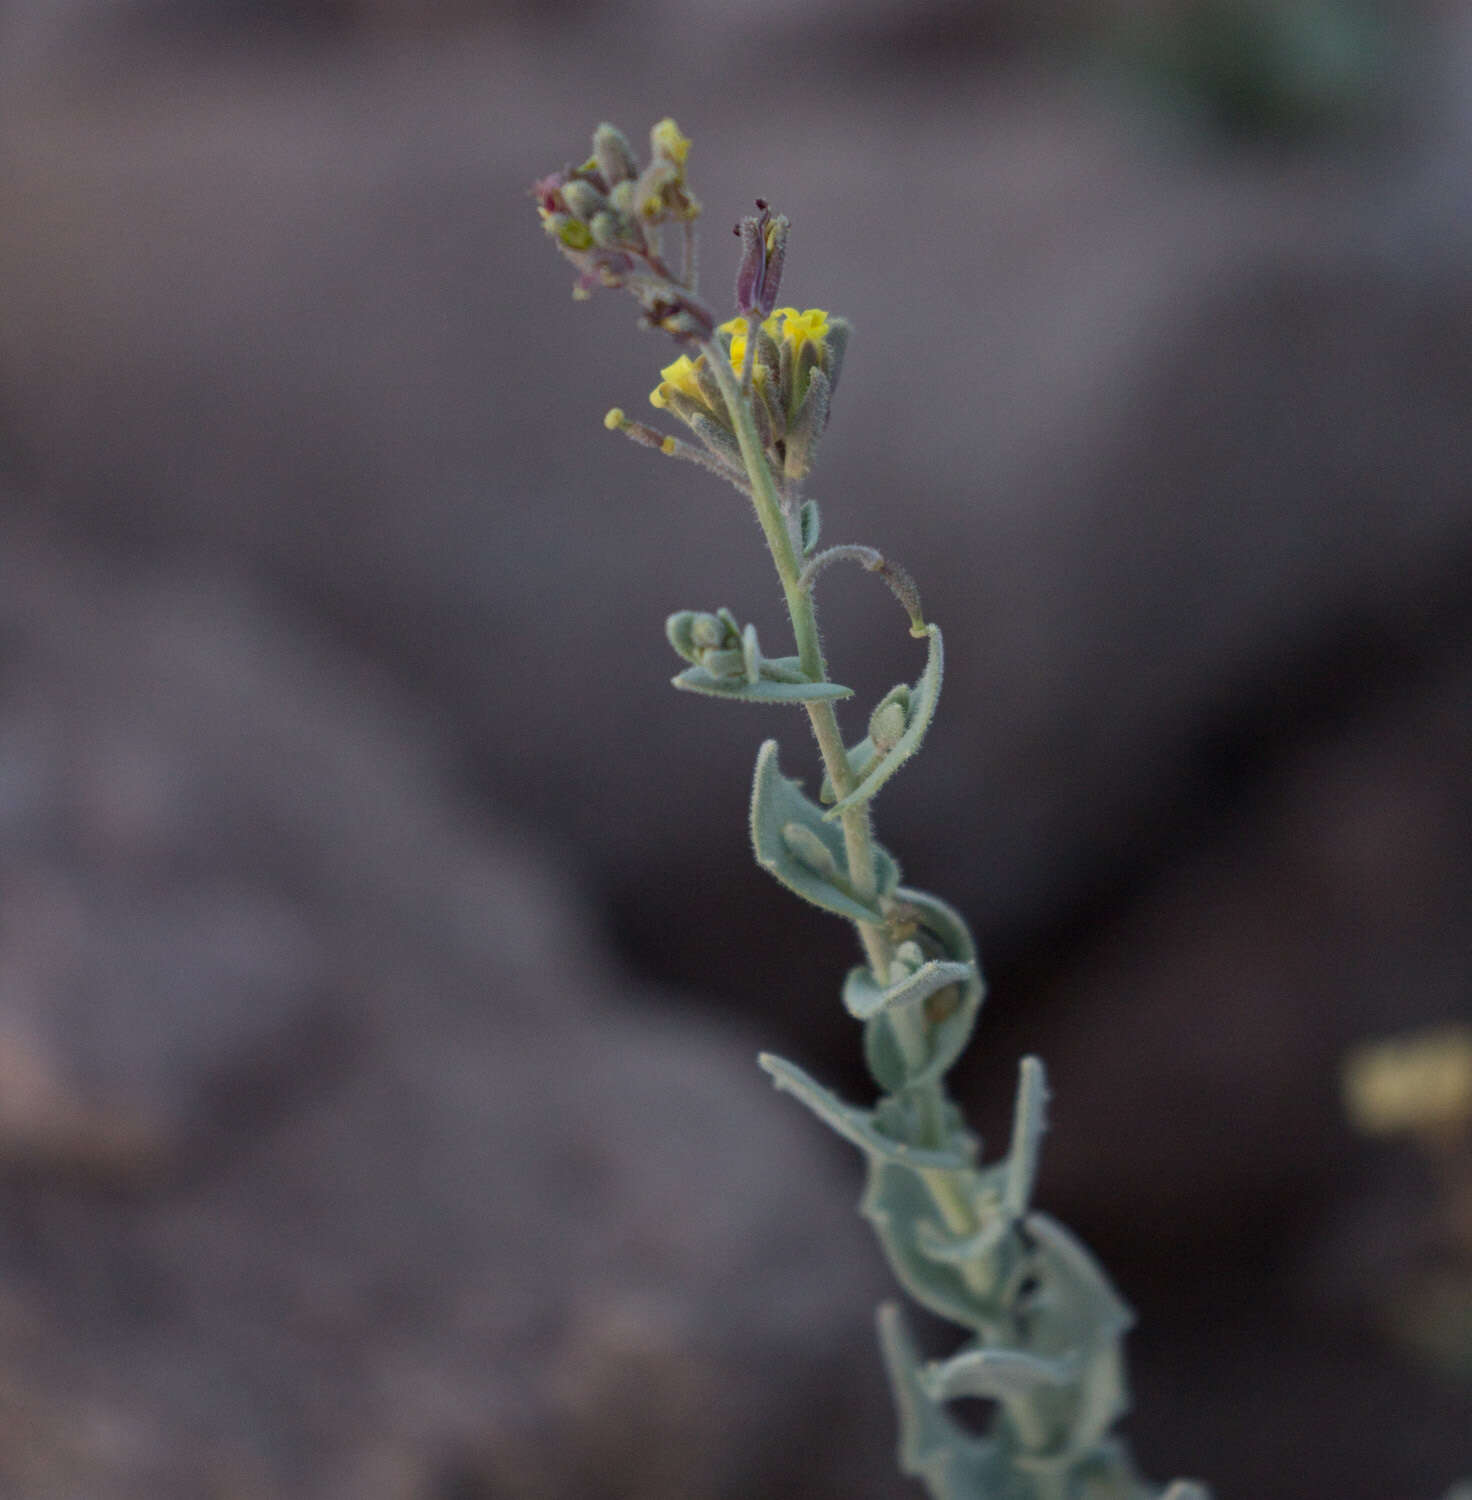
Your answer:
1344,1024 -> 1472,1136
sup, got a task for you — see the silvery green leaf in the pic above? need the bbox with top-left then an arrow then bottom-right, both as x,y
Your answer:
1004,1055 -> 1049,1219
877,1304 -> 1007,1500
822,624 -> 943,819
758,1054 -> 969,1171
916,1213 -> 1009,1265
665,610 -> 701,663
673,668 -> 853,703
1014,1212 -> 1135,1460
842,959 -> 976,1023
863,1161 -> 1002,1328
1024,1212 -> 1135,1347
863,886 -> 984,1092
750,740 -> 898,921
922,1344 -> 1078,1403
1160,1484 -> 1213,1500
756,653 -> 811,682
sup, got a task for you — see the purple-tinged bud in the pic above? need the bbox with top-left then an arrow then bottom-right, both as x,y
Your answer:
533,172 -> 567,215
733,200 -> 789,318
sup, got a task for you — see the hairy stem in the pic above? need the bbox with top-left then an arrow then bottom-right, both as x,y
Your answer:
703,341 -> 891,980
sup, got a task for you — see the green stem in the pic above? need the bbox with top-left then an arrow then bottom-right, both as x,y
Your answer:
702,340 -> 891,981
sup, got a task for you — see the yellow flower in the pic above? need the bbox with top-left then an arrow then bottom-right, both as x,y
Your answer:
720,309 -> 831,376
719,316 -> 753,372
647,307 -> 834,414
650,354 -> 706,409
771,307 -> 830,360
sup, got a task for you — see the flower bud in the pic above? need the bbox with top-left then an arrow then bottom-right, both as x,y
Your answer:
592,123 -> 639,187
781,822 -> 838,880
554,216 -> 592,251
589,210 -> 621,247
560,178 -> 604,221
734,200 -> 790,319
690,612 -> 727,649
869,688 -> 911,753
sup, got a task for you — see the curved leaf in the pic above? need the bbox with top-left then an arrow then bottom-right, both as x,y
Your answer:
877,1305 -> 1006,1500
916,1214 -> 1009,1266
843,959 -> 976,1023
750,739 -> 899,921
864,886 -> 985,1092
759,1054 -> 969,1171
922,1345 -> 1078,1404
1004,1055 -> 1048,1219
821,623 -> 943,818
863,1159 -> 1001,1329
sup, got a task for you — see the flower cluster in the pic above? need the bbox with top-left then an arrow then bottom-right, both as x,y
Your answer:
642,306 -> 849,488
535,125 -> 848,494
534,120 -> 714,342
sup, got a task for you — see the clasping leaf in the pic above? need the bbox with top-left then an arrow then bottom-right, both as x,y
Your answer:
750,739 -> 898,922
820,623 -> 942,817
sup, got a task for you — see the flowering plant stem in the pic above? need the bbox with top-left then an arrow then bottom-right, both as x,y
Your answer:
702,340 -> 895,984
536,118 -> 1210,1500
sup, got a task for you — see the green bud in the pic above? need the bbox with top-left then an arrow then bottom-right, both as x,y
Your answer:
592,123 -> 639,187
781,822 -> 838,880
589,210 -> 621,247
560,178 -> 604,220
741,623 -> 762,686
690,612 -> 727,649
869,688 -> 911,753
799,499 -> 821,555
555,217 -> 592,250
700,648 -> 746,681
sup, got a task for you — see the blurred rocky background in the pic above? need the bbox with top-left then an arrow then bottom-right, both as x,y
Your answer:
0,0 -> 1469,1495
